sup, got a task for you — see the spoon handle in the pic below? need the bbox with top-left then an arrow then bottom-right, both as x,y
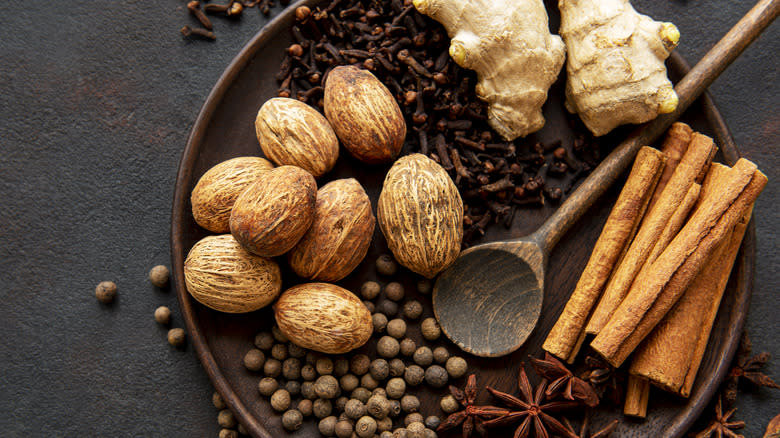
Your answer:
533,0 -> 780,253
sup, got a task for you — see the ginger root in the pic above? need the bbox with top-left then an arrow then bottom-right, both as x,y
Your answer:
413,0 -> 565,141
559,0 -> 680,136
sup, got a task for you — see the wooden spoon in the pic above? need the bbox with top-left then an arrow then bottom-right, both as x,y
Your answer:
433,0 -> 780,358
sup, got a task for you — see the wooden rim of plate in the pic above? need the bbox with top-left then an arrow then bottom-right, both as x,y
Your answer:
171,2 -> 755,436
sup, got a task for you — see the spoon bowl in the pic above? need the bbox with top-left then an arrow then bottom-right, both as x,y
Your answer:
434,239 -> 545,357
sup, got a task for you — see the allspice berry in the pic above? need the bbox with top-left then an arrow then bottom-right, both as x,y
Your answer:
254,331 -> 274,350
263,358 -> 282,378
218,428 -> 238,438
366,394 -> 391,419
333,357 -> 350,377
386,319 -> 407,339
149,265 -> 169,288
350,354 -> 371,376
413,347 -> 433,367
446,356 -> 468,379
288,342 -> 307,358
243,349 -> 265,371
356,416 -> 378,438
282,409 -> 304,431
360,374 -> 379,390
286,381 -> 301,397
386,378 -> 406,399
375,254 -> 398,276
271,343 -> 288,361
377,336 -> 400,358
360,281 -> 381,300
424,365 -> 448,388
298,399 -> 313,417
167,328 -> 186,347
377,417 -> 393,433
316,357 -> 334,375
384,282 -> 405,301
345,399 -> 367,420
440,395 -> 459,413
416,279 -> 432,295
373,313 -> 389,333
351,387 -> 372,404
282,358 -> 302,380
399,338 -> 416,357
319,416 -> 338,436
334,396 -> 349,413
301,381 -> 317,400
301,363 -> 317,381
369,359 -> 390,381
421,318 -> 441,341
340,374 -> 359,393
258,377 -> 278,397
404,365 -> 425,387
401,395 -> 420,413
154,306 -> 171,325
95,281 -> 117,304
270,389 -> 291,412
313,398 -> 333,419
402,300 -> 423,320
432,346 -> 449,364
405,413 -> 424,426
406,421 -> 426,437
217,409 -> 237,428
376,300 -> 398,317
272,326 -> 289,343
213,391 -> 227,410
424,416 -> 440,430
314,375 -> 340,399
389,358 -> 406,377
334,419 -> 354,438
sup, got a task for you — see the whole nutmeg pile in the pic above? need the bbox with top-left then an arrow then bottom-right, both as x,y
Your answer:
324,66 -> 406,164
378,153 -> 464,278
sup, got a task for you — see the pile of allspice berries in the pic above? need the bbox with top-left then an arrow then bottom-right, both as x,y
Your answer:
236,255 -> 468,437
181,63 -> 469,436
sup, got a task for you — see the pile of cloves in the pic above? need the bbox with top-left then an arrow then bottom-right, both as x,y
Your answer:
276,0 -> 602,246
181,0 -> 292,40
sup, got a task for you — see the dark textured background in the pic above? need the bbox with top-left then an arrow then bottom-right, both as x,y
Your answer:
0,1 -> 777,436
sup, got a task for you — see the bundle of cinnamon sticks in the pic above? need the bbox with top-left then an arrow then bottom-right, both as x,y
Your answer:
542,122 -> 767,416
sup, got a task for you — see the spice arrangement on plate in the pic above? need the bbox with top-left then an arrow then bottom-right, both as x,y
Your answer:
174,0 -> 778,436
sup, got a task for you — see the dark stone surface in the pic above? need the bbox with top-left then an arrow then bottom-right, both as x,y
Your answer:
0,1 -> 776,437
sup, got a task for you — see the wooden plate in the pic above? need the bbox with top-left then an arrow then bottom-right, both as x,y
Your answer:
171,2 -> 755,436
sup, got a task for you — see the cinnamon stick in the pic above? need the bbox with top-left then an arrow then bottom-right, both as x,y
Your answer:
633,182 -> 701,284
624,375 -> 650,418
646,122 -> 693,214
543,147 -> 666,362
629,166 -> 752,397
591,159 -> 766,367
585,133 -> 717,336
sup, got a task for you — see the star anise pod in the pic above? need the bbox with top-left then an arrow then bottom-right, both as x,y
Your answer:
692,395 -> 746,438
438,374 -> 510,437
579,355 -> 625,405
482,362 -> 580,438
561,416 -> 619,438
530,352 -> 599,407
724,333 -> 780,404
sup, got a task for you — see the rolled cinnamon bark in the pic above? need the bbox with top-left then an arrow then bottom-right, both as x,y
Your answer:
591,159 -> 766,367
586,133 -> 717,335
629,165 -> 753,396
543,147 -> 665,362
624,375 -> 650,418
646,122 -> 693,214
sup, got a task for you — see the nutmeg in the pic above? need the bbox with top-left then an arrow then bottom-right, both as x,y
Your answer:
230,165 -> 317,257
184,234 -> 282,313
324,66 -> 405,164
377,153 -> 463,278
190,156 -> 274,233
288,178 -> 375,282
274,283 -> 372,354
255,97 -> 339,178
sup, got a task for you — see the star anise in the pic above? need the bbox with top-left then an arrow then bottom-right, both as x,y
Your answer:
482,362 -> 580,438
438,374 -> 511,437
579,355 -> 625,405
530,352 -> 599,407
561,416 -> 619,438
692,395 -> 746,438
724,333 -> 780,404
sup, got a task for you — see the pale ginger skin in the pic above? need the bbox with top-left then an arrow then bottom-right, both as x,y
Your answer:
413,0 -> 565,141
559,0 -> 680,136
